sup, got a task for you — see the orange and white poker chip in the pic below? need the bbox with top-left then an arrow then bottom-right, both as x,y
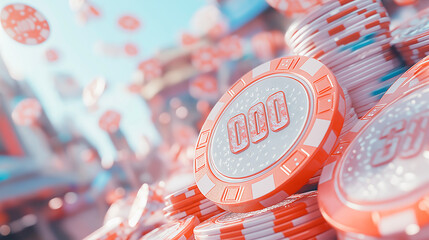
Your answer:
194,56 -> 345,213
1,4 -> 50,45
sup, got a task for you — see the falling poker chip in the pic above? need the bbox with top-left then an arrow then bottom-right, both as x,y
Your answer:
118,14 -> 140,31
99,110 -> 121,133
12,98 -> 42,126
1,4 -> 50,45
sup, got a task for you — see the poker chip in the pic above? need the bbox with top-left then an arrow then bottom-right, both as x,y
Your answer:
1,4 -> 50,45
191,46 -> 221,72
218,35 -> 243,60
140,216 -> 198,240
164,184 -> 224,222
45,48 -> 59,62
84,218 -> 131,240
118,15 -> 140,31
12,98 -> 42,126
286,0 -> 404,117
83,77 -> 107,109
99,110 -> 121,133
318,57 -> 429,239
189,74 -> 219,101
124,43 -> 139,56
128,184 -> 149,228
194,191 -> 333,240
392,8 -> 429,65
138,58 -> 162,81
266,0 -> 330,18
251,30 -> 286,60
194,56 -> 345,212
181,32 -> 199,46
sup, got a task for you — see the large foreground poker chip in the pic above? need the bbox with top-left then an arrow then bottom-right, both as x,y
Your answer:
194,56 -> 346,212
318,58 -> 429,238
140,216 -> 198,240
1,4 -> 50,45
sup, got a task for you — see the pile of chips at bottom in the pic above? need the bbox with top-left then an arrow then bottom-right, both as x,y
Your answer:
194,191 -> 334,240
285,0 -> 407,117
84,184 -> 166,240
318,56 -> 429,239
392,7 -> 429,66
163,184 -> 224,222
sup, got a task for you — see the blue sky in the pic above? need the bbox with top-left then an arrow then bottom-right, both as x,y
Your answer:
0,0 -> 206,160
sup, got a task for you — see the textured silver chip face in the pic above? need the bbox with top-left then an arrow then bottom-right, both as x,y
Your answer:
209,73 -> 312,180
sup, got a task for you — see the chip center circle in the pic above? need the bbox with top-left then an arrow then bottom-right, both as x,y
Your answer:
209,73 -> 312,180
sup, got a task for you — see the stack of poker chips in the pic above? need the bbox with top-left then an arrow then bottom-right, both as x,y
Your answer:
193,192 -> 335,240
392,7 -> 429,66
163,184 -> 225,223
285,0 -> 407,117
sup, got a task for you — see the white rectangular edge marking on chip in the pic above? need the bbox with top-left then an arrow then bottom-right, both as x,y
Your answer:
385,77 -> 407,95
252,61 -> 271,78
185,190 -> 196,198
207,102 -> 224,121
252,175 -> 275,199
378,210 -> 417,236
197,174 -> 215,196
303,119 -> 330,147
323,131 -> 337,154
319,162 -> 336,184
300,58 -> 323,77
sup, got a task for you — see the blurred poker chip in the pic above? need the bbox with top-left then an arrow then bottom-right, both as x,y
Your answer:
189,74 -> 218,101
12,98 -> 42,126
218,35 -> 243,60
251,30 -> 286,60
191,46 -> 221,72
138,58 -> 163,81
83,76 -> 107,109
45,48 -> 60,62
191,4 -> 228,38
53,73 -> 82,100
98,110 -> 121,133
124,43 -> 139,56
180,32 -> 199,46
266,0 -> 329,18
1,4 -> 50,45
118,14 -> 141,31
